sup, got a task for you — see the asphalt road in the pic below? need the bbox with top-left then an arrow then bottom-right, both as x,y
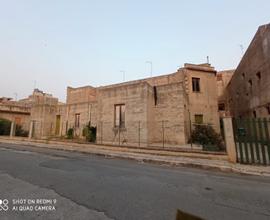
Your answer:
0,143 -> 269,220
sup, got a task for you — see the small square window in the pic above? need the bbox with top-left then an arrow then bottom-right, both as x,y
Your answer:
253,110 -> 257,118
256,71 -> 261,80
192,78 -> 200,92
218,103 -> 225,111
242,73 -> 245,79
266,106 -> 270,115
194,114 -> 203,124
248,79 -> 252,88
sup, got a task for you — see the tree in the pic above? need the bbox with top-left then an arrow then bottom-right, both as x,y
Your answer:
190,125 -> 225,151
0,118 -> 11,135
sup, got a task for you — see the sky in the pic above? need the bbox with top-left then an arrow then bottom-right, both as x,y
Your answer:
0,0 -> 269,102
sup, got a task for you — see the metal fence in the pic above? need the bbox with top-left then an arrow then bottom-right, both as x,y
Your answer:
232,118 -> 270,165
96,120 -> 190,149
13,123 -> 29,137
55,120 -> 223,152
0,118 -> 29,137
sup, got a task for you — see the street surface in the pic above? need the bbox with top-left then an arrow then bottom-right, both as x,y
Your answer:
0,143 -> 269,220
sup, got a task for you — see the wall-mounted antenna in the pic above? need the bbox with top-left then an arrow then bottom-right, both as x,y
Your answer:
239,44 -> 244,55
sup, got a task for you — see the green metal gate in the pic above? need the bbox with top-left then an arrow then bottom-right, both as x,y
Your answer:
232,118 -> 270,165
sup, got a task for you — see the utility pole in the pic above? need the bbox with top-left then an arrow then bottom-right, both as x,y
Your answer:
120,70 -> 126,82
146,61 -> 152,77
34,80 -> 37,89
239,44 -> 244,56
14,93 -> 18,101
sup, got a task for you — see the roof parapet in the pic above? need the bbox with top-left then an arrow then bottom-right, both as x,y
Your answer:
183,63 -> 216,73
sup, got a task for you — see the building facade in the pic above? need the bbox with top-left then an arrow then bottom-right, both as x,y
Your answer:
217,70 -> 234,117
226,23 -> 270,118
1,63 -> 220,147
27,63 -> 219,147
0,97 -> 31,131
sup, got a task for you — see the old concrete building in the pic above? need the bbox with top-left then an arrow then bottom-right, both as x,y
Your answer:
55,86 -> 98,137
0,97 -> 31,131
26,62 -> 219,147
0,89 -> 60,136
226,23 -> 270,118
1,62 -> 220,147
217,70 -> 234,117
29,89 -> 59,137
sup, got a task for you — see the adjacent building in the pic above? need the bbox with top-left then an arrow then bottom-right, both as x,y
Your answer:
217,70 -> 234,117
0,97 -> 31,131
226,23 -> 270,118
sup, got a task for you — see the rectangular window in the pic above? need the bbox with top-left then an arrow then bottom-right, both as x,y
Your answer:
256,71 -> 261,81
114,104 -> 125,128
195,114 -> 203,124
267,106 -> 270,115
248,79 -> 252,88
218,103 -> 225,111
192,77 -> 200,92
75,113 -> 80,128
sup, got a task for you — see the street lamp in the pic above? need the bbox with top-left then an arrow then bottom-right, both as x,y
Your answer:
146,61 -> 152,77
14,93 -> 18,101
120,70 -> 126,82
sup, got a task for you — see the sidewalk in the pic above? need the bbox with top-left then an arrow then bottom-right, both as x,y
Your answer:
0,136 -> 269,177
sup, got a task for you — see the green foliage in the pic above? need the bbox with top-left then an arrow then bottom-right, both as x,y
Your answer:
83,124 -> 96,142
67,128 -> 74,139
0,118 -> 11,135
0,119 -> 28,137
190,125 -> 225,151
15,125 -> 29,137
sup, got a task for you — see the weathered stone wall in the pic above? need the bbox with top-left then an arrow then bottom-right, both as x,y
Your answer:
0,104 -> 30,131
97,71 -> 184,90
96,82 -> 149,146
95,80 -> 187,147
58,102 -> 98,137
33,86 -> 99,138
30,93 -> 59,138
67,86 -> 96,105
227,24 -> 270,118
147,82 -> 186,146
217,70 -> 234,99
145,72 -> 184,86
24,62 -> 221,145
183,64 -> 220,131
217,70 -> 234,117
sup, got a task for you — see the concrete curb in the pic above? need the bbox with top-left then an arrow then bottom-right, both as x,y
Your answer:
0,138 -> 269,177
0,136 -> 228,160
